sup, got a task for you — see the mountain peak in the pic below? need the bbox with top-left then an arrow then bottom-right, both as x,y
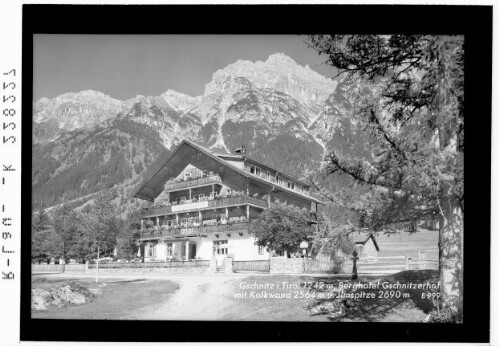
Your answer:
204,53 -> 337,105
161,89 -> 201,111
266,52 -> 297,64
162,89 -> 195,98
61,89 -> 110,98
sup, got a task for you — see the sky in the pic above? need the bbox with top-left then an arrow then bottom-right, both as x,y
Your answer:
33,35 -> 334,101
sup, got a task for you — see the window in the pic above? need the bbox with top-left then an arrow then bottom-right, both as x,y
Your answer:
258,245 -> 265,255
184,172 -> 192,180
213,240 -> 228,255
276,176 -> 280,184
250,166 -> 255,174
265,171 -> 270,180
148,244 -> 155,257
215,214 -> 227,223
188,217 -> 200,224
193,193 -> 204,201
194,168 -> 203,178
287,181 -> 295,190
181,218 -> 188,226
255,167 -> 261,176
166,220 -> 173,226
167,243 -> 173,256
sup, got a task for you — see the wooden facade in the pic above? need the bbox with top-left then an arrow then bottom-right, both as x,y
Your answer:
133,140 -> 323,261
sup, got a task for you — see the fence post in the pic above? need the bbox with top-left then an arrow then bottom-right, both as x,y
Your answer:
224,257 -> 233,274
351,251 -> 358,280
418,251 -> 426,269
210,257 -> 217,273
85,261 -> 89,273
405,256 -> 411,270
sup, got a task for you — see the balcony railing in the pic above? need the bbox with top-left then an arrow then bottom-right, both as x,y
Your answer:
140,221 -> 251,241
141,195 -> 268,218
163,175 -> 222,192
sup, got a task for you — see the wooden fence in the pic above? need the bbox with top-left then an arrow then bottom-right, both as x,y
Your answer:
32,264 -> 86,273
87,260 -> 210,269
232,260 -> 270,273
357,254 -> 439,274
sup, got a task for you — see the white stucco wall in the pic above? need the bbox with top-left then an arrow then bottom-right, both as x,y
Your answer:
146,232 -> 272,261
192,231 -> 269,261
194,237 -> 213,259
363,240 -> 378,258
155,242 -> 167,260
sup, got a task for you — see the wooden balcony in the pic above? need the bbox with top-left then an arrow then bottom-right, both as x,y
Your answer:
139,221 -> 251,241
207,195 -> 267,209
141,195 -> 268,218
163,175 -> 222,192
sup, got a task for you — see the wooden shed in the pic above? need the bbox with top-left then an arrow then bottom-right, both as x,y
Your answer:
351,232 -> 380,259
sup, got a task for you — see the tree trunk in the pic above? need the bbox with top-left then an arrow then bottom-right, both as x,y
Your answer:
438,194 -> 463,314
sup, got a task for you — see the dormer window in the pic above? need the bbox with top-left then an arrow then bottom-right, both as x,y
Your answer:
249,165 -> 261,177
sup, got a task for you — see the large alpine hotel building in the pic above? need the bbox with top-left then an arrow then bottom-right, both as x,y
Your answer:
134,140 -> 323,262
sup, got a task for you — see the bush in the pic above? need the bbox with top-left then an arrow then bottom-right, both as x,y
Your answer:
425,307 -> 463,323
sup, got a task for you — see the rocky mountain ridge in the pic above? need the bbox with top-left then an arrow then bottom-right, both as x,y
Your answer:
32,53 -> 362,211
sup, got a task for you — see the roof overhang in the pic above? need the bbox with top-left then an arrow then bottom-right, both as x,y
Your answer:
352,233 -> 380,251
133,140 -> 324,205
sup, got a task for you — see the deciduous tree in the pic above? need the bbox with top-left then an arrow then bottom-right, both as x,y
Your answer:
249,200 -> 314,257
80,195 -> 120,260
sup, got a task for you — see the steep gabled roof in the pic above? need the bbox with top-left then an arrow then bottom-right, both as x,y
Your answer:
351,232 -> 380,251
132,139 -> 324,204
216,154 -> 312,188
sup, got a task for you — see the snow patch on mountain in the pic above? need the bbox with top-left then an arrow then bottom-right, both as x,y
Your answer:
161,89 -> 202,112
204,53 -> 338,106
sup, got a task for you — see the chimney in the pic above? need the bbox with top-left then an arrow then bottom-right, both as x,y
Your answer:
235,145 -> 247,157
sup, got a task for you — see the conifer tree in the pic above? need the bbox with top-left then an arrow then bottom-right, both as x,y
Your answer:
305,35 -> 464,315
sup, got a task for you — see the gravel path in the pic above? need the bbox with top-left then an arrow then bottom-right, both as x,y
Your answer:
128,274 -> 248,320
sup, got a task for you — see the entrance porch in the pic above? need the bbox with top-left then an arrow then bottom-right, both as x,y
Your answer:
144,238 -> 198,262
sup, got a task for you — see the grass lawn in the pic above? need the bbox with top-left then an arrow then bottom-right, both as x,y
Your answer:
376,228 -> 439,259
32,277 -> 179,320
321,270 -> 439,322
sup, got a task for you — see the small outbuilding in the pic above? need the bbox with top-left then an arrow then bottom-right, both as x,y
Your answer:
351,232 -> 380,259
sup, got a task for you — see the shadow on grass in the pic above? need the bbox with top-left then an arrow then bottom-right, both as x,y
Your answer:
308,270 -> 439,322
